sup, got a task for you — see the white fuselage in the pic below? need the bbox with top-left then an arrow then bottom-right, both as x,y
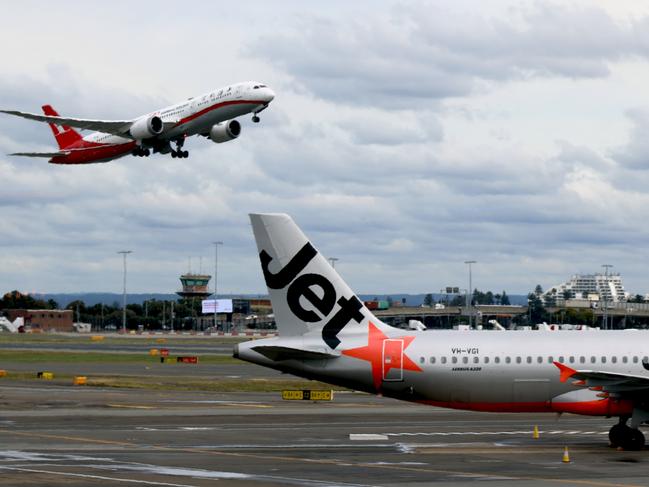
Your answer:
238,328 -> 648,414
84,81 -> 274,147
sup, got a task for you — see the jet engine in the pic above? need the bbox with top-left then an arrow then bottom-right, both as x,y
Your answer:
209,120 -> 241,143
129,115 -> 164,139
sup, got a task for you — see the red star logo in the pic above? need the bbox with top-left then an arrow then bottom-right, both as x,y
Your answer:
342,321 -> 422,391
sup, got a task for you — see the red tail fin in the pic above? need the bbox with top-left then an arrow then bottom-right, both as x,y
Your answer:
42,105 -> 82,149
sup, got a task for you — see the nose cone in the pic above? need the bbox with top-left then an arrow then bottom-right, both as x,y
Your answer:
263,87 -> 275,103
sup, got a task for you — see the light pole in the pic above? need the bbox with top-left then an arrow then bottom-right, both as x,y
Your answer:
464,260 -> 477,327
117,250 -> 133,333
328,257 -> 339,269
602,264 -> 613,330
213,241 -> 223,331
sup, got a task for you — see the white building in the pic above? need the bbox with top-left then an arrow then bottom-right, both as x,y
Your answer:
545,273 -> 628,303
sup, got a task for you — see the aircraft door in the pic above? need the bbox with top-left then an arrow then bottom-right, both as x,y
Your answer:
382,339 -> 404,381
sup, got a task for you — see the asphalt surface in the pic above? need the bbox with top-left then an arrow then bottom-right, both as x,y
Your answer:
1,383 -> 648,486
1,335 -> 648,486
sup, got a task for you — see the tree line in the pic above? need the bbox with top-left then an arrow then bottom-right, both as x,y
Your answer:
423,290 -> 511,307
0,290 -> 206,331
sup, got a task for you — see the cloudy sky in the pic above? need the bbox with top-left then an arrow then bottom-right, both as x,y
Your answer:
3,0 -> 649,297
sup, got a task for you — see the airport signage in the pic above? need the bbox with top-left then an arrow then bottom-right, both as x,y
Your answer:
201,299 -> 233,314
281,390 -> 334,401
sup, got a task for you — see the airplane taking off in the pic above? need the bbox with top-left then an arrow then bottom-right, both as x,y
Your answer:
1,81 -> 274,164
236,213 -> 649,450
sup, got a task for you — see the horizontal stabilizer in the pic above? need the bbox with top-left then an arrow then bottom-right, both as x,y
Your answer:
251,345 -> 341,361
9,151 -> 69,158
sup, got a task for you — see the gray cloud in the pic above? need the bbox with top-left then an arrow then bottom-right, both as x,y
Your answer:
3,1 -> 649,297
249,3 -> 649,109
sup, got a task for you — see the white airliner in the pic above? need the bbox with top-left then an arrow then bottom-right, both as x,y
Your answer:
236,213 -> 649,450
1,81 -> 275,164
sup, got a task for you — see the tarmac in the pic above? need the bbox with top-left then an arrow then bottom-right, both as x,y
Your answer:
1,337 -> 648,486
1,382 -> 649,486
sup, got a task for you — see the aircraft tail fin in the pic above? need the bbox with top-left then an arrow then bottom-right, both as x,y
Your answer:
42,105 -> 82,149
249,213 -> 383,350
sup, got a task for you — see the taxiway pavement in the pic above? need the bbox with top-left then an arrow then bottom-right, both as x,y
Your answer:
0,383 -> 647,486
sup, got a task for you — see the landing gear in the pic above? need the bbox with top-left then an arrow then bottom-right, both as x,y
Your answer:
609,417 -> 645,450
132,147 -> 150,157
171,139 -> 189,158
252,115 -> 260,123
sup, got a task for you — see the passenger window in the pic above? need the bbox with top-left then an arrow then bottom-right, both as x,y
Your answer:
591,356 -> 596,363
505,357 -> 511,364
430,357 -> 436,364
569,356 -> 575,364
548,356 -> 553,363
419,357 -> 425,364
484,357 -> 490,364
495,357 -> 500,364
537,356 -> 543,364
462,357 -> 468,364
633,356 -> 639,363
473,356 -> 479,364
516,356 -> 521,364
526,356 -> 532,364
644,356 -> 648,363
579,356 -> 585,364
612,356 -> 617,364
452,357 -> 458,364
602,356 -> 607,363
559,356 -> 565,363
622,356 -> 628,364
441,357 -> 447,364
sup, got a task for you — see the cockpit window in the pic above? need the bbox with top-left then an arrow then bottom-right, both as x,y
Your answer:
253,86 -> 259,89
259,84 -> 266,88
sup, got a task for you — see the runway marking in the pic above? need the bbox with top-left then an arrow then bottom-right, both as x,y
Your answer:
0,466 -> 198,486
107,404 -> 156,409
383,430 -> 609,437
0,428 -> 643,487
350,434 -> 389,440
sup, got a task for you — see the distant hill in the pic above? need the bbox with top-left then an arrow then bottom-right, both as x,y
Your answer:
32,292 -> 529,308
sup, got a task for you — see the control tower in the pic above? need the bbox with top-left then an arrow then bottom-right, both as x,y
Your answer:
176,273 -> 212,299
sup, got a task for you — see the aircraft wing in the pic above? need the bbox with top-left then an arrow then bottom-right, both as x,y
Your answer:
251,345 -> 341,361
555,362 -> 649,394
0,109 -> 134,137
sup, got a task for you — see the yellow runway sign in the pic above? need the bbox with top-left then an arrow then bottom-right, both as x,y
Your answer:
281,390 -> 333,401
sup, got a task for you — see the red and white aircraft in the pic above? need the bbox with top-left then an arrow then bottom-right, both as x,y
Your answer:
237,213 -> 649,451
1,81 -> 275,164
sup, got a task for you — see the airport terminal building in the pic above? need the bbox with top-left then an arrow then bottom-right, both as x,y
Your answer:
5,309 -> 73,332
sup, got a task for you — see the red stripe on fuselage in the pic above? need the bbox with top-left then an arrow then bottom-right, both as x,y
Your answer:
174,99 -> 261,127
50,141 -> 136,164
418,398 -> 634,416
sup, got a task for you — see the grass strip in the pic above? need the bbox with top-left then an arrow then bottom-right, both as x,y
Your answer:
0,350 -> 238,364
0,335 -> 249,346
0,371 -> 337,393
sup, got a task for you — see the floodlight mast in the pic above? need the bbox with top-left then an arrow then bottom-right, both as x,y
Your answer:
464,260 -> 477,327
117,250 -> 133,333
213,241 -> 223,331
602,264 -> 613,330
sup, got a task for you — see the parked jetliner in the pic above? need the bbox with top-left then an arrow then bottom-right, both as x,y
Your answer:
0,81 -> 275,164
236,213 -> 649,450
